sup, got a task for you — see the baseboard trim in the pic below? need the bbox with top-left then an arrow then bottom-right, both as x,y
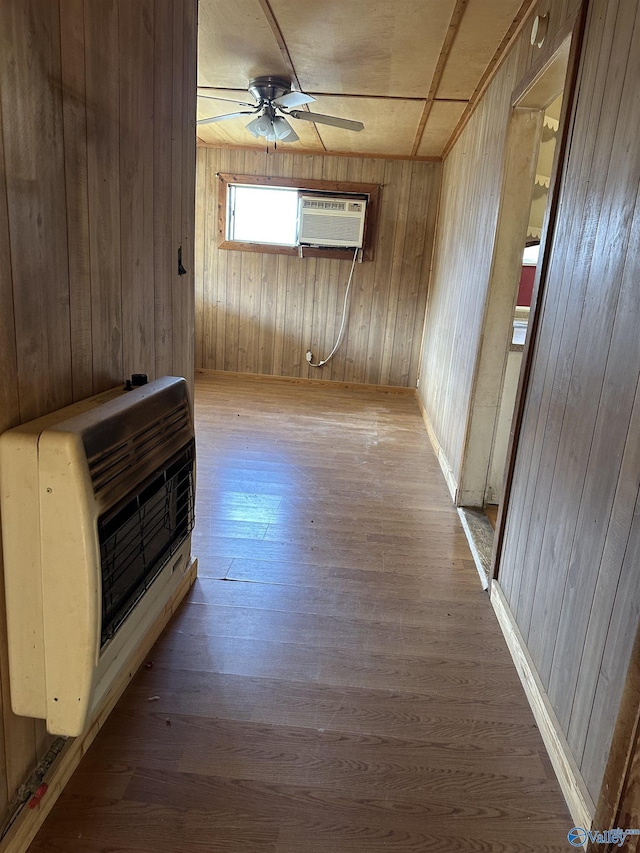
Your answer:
490,580 -> 595,832
0,558 -> 198,853
195,368 -> 416,396
415,394 -> 458,502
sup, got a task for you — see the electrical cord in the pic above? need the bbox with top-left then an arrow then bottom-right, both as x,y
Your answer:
306,246 -> 359,368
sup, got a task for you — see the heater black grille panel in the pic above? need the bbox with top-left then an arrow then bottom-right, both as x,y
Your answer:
98,439 -> 195,647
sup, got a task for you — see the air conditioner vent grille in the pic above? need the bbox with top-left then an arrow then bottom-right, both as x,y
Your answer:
302,198 -> 347,212
298,195 -> 366,248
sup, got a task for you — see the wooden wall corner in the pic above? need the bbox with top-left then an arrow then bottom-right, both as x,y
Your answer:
415,393 -> 458,503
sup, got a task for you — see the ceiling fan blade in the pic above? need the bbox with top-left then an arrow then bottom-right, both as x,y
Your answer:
197,93 -> 255,108
288,110 -> 364,132
273,91 -> 315,108
197,111 -> 257,125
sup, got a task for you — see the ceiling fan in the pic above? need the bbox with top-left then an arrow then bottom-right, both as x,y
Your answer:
197,76 -> 364,143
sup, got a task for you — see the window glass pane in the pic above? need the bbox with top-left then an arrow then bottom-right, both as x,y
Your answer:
522,243 -> 540,265
229,186 -> 298,245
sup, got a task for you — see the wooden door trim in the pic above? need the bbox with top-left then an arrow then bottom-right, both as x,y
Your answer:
490,0 -> 589,581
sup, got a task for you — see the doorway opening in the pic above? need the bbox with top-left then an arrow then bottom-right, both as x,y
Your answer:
457,36 -> 573,587
485,93 -> 562,510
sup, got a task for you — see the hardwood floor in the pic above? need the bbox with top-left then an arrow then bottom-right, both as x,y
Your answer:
27,371 -> 572,852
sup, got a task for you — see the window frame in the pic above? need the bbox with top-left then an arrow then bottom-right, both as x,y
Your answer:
217,173 -> 381,261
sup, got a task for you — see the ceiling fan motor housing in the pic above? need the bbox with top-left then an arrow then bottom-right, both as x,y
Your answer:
248,76 -> 293,105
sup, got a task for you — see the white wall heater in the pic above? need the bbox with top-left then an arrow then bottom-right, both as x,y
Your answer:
0,376 -> 195,736
298,195 -> 367,248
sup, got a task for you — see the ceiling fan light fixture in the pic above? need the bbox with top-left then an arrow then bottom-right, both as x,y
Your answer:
272,116 -> 295,140
245,116 -> 263,137
255,113 -> 274,136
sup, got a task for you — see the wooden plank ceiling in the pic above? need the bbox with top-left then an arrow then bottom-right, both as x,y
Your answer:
197,0 -> 530,158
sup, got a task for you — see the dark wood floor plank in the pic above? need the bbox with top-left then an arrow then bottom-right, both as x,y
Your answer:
168,601 -> 509,662
119,768 -> 572,852
144,630 -> 526,696
116,668 -> 546,739
174,716 -> 550,781
28,374 -> 572,852
222,556 -> 481,598
192,533 -> 471,567
27,794 -> 278,853
188,575 -> 496,626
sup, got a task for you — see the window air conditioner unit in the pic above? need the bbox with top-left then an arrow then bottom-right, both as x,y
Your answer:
298,195 -> 367,248
0,376 -> 195,736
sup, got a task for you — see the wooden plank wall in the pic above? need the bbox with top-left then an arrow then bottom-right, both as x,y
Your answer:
195,148 -> 441,387
0,0 -> 197,833
417,0 -> 581,486
498,0 -> 640,803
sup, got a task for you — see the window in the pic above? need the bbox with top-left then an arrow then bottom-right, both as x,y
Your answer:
227,185 -> 299,246
522,243 -> 540,266
217,173 -> 381,261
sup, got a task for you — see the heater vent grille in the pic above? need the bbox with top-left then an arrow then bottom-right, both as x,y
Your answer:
87,400 -> 192,499
99,439 -> 195,647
